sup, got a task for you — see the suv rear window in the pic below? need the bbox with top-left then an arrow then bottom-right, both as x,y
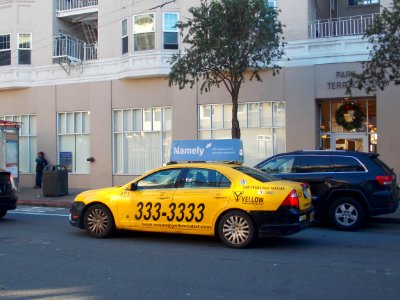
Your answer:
371,156 -> 394,175
332,156 -> 366,172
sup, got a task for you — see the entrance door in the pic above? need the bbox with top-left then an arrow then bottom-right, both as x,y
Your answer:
331,133 -> 368,152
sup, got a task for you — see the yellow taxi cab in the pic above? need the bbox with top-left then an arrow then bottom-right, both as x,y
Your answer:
69,140 -> 314,248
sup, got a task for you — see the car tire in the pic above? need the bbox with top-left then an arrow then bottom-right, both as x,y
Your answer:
0,209 -> 7,219
329,197 -> 365,231
84,204 -> 115,238
218,210 -> 257,249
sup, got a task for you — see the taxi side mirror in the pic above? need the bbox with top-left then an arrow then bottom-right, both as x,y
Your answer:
129,182 -> 138,191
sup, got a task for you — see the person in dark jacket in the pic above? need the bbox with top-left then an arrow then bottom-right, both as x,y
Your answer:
34,152 -> 48,188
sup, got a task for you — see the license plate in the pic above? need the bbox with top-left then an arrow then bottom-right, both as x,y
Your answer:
299,212 -> 313,222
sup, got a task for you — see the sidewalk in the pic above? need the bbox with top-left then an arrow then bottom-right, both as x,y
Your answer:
17,186 -> 86,208
16,186 -> 400,223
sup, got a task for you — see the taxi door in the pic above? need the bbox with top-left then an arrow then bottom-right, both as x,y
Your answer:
170,167 -> 232,234
116,168 -> 182,230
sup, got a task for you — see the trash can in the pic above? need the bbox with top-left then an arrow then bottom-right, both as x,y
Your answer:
42,165 -> 68,196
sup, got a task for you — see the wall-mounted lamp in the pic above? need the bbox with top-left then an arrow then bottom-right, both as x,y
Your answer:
86,157 -> 95,163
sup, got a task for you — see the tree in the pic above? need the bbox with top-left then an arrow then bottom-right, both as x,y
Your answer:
347,0 -> 400,95
168,0 -> 285,139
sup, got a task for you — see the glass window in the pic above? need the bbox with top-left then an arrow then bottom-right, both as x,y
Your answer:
133,14 -> 155,51
184,168 -> 231,188
137,168 -> 181,189
18,33 -> 31,65
248,103 -> 259,127
113,107 -> 172,175
348,0 -> 378,6
332,156 -> 366,172
296,155 -> 333,173
258,155 -> 296,174
163,12 -> 179,50
58,111 -> 90,173
211,105 -> 223,129
0,34 -> 11,66
121,19 -> 128,54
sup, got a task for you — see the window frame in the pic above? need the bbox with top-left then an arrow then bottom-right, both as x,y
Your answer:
17,32 -> 32,65
0,33 -> 11,66
133,13 -> 156,52
162,12 -> 179,50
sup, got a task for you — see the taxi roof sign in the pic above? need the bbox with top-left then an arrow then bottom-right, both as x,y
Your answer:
170,139 -> 244,164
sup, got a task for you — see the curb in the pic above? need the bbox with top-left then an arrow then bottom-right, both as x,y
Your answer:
17,200 -> 72,209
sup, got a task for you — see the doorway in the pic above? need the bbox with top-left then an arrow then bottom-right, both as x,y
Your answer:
331,133 -> 368,152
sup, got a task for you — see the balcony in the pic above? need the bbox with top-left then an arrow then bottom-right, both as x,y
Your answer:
309,13 -> 379,39
56,0 -> 98,22
53,35 -> 97,64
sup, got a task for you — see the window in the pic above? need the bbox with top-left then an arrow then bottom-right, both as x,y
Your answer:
332,156 -> 366,172
348,0 -> 379,6
184,168 -> 231,188
1,115 -> 37,173
133,13 -> 155,51
121,19 -> 128,54
57,112 -> 90,173
198,101 -> 286,166
18,33 -> 32,65
266,0 -> 277,7
0,34 -> 11,66
163,12 -> 179,50
296,156 -> 333,173
258,156 -> 296,174
137,168 -> 181,190
113,107 -> 172,175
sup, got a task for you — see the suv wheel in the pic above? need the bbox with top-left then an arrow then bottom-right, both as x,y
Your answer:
329,197 -> 365,231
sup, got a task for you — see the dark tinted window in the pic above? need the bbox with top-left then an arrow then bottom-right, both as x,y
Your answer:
137,168 -> 181,189
18,50 -> 31,65
234,166 -> 277,182
258,156 -> 296,174
183,168 -> 231,188
296,155 -> 332,173
332,156 -> 366,172
0,51 -> 11,66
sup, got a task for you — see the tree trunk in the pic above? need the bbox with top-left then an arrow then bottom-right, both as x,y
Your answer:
231,89 -> 241,139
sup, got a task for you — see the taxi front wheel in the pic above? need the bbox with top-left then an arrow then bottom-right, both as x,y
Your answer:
84,204 -> 115,238
218,210 -> 256,249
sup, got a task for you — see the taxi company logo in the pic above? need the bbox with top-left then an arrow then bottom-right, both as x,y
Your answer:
242,196 -> 264,205
233,191 -> 243,202
173,146 -> 205,156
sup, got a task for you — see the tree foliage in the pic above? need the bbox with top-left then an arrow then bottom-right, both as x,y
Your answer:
168,0 -> 285,138
347,0 -> 400,95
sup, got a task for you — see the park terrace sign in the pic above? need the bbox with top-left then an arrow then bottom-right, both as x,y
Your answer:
170,139 -> 244,163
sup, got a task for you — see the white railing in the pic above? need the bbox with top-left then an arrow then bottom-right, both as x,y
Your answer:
57,0 -> 98,12
53,35 -> 97,61
309,13 -> 379,39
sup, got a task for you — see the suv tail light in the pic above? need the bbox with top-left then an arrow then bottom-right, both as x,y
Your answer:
10,175 -> 17,191
281,189 -> 299,209
376,175 -> 394,186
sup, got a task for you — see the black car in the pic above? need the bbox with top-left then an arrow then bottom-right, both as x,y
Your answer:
254,150 -> 399,230
0,169 -> 18,218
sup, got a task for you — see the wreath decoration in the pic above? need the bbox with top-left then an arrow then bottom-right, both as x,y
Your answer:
335,101 -> 365,131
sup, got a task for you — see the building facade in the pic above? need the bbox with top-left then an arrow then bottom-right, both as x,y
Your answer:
0,0 -> 398,189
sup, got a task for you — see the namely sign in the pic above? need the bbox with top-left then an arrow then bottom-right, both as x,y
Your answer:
170,139 -> 244,163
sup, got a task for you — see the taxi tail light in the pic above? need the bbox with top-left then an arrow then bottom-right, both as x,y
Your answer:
376,175 -> 394,186
281,190 -> 300,209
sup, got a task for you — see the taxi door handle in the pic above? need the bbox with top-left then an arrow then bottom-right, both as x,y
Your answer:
214,194 -> 227,199
158,194 -> 170,199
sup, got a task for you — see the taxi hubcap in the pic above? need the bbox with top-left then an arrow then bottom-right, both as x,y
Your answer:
223,215 -> 250,245
335,203 -> 357,226
87,208 -> 109,234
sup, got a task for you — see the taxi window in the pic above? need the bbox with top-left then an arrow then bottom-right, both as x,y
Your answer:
184,168 -> 231,188
234,166 -> 277,182
137,168 -> 182,189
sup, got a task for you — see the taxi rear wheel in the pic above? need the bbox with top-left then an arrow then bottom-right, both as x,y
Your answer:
218,211 -> 256,249
84,204 -> 115,238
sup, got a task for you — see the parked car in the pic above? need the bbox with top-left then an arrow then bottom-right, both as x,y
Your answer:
254,150 -> 399,230
0,169 -> 18,218
70,162 -> 314,248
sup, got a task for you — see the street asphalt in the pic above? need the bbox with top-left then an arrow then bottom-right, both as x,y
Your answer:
16,186 -> 400,224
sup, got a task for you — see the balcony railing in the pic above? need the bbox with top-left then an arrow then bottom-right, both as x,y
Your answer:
53,35 -> 97,62
57,0 -> 98,12
309,13 -> 379,39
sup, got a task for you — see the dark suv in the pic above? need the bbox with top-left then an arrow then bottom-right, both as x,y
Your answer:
0,169 -> 18,219
254,151 -> 399,230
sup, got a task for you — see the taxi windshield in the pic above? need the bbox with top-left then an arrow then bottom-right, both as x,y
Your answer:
233,166 -> 278,183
